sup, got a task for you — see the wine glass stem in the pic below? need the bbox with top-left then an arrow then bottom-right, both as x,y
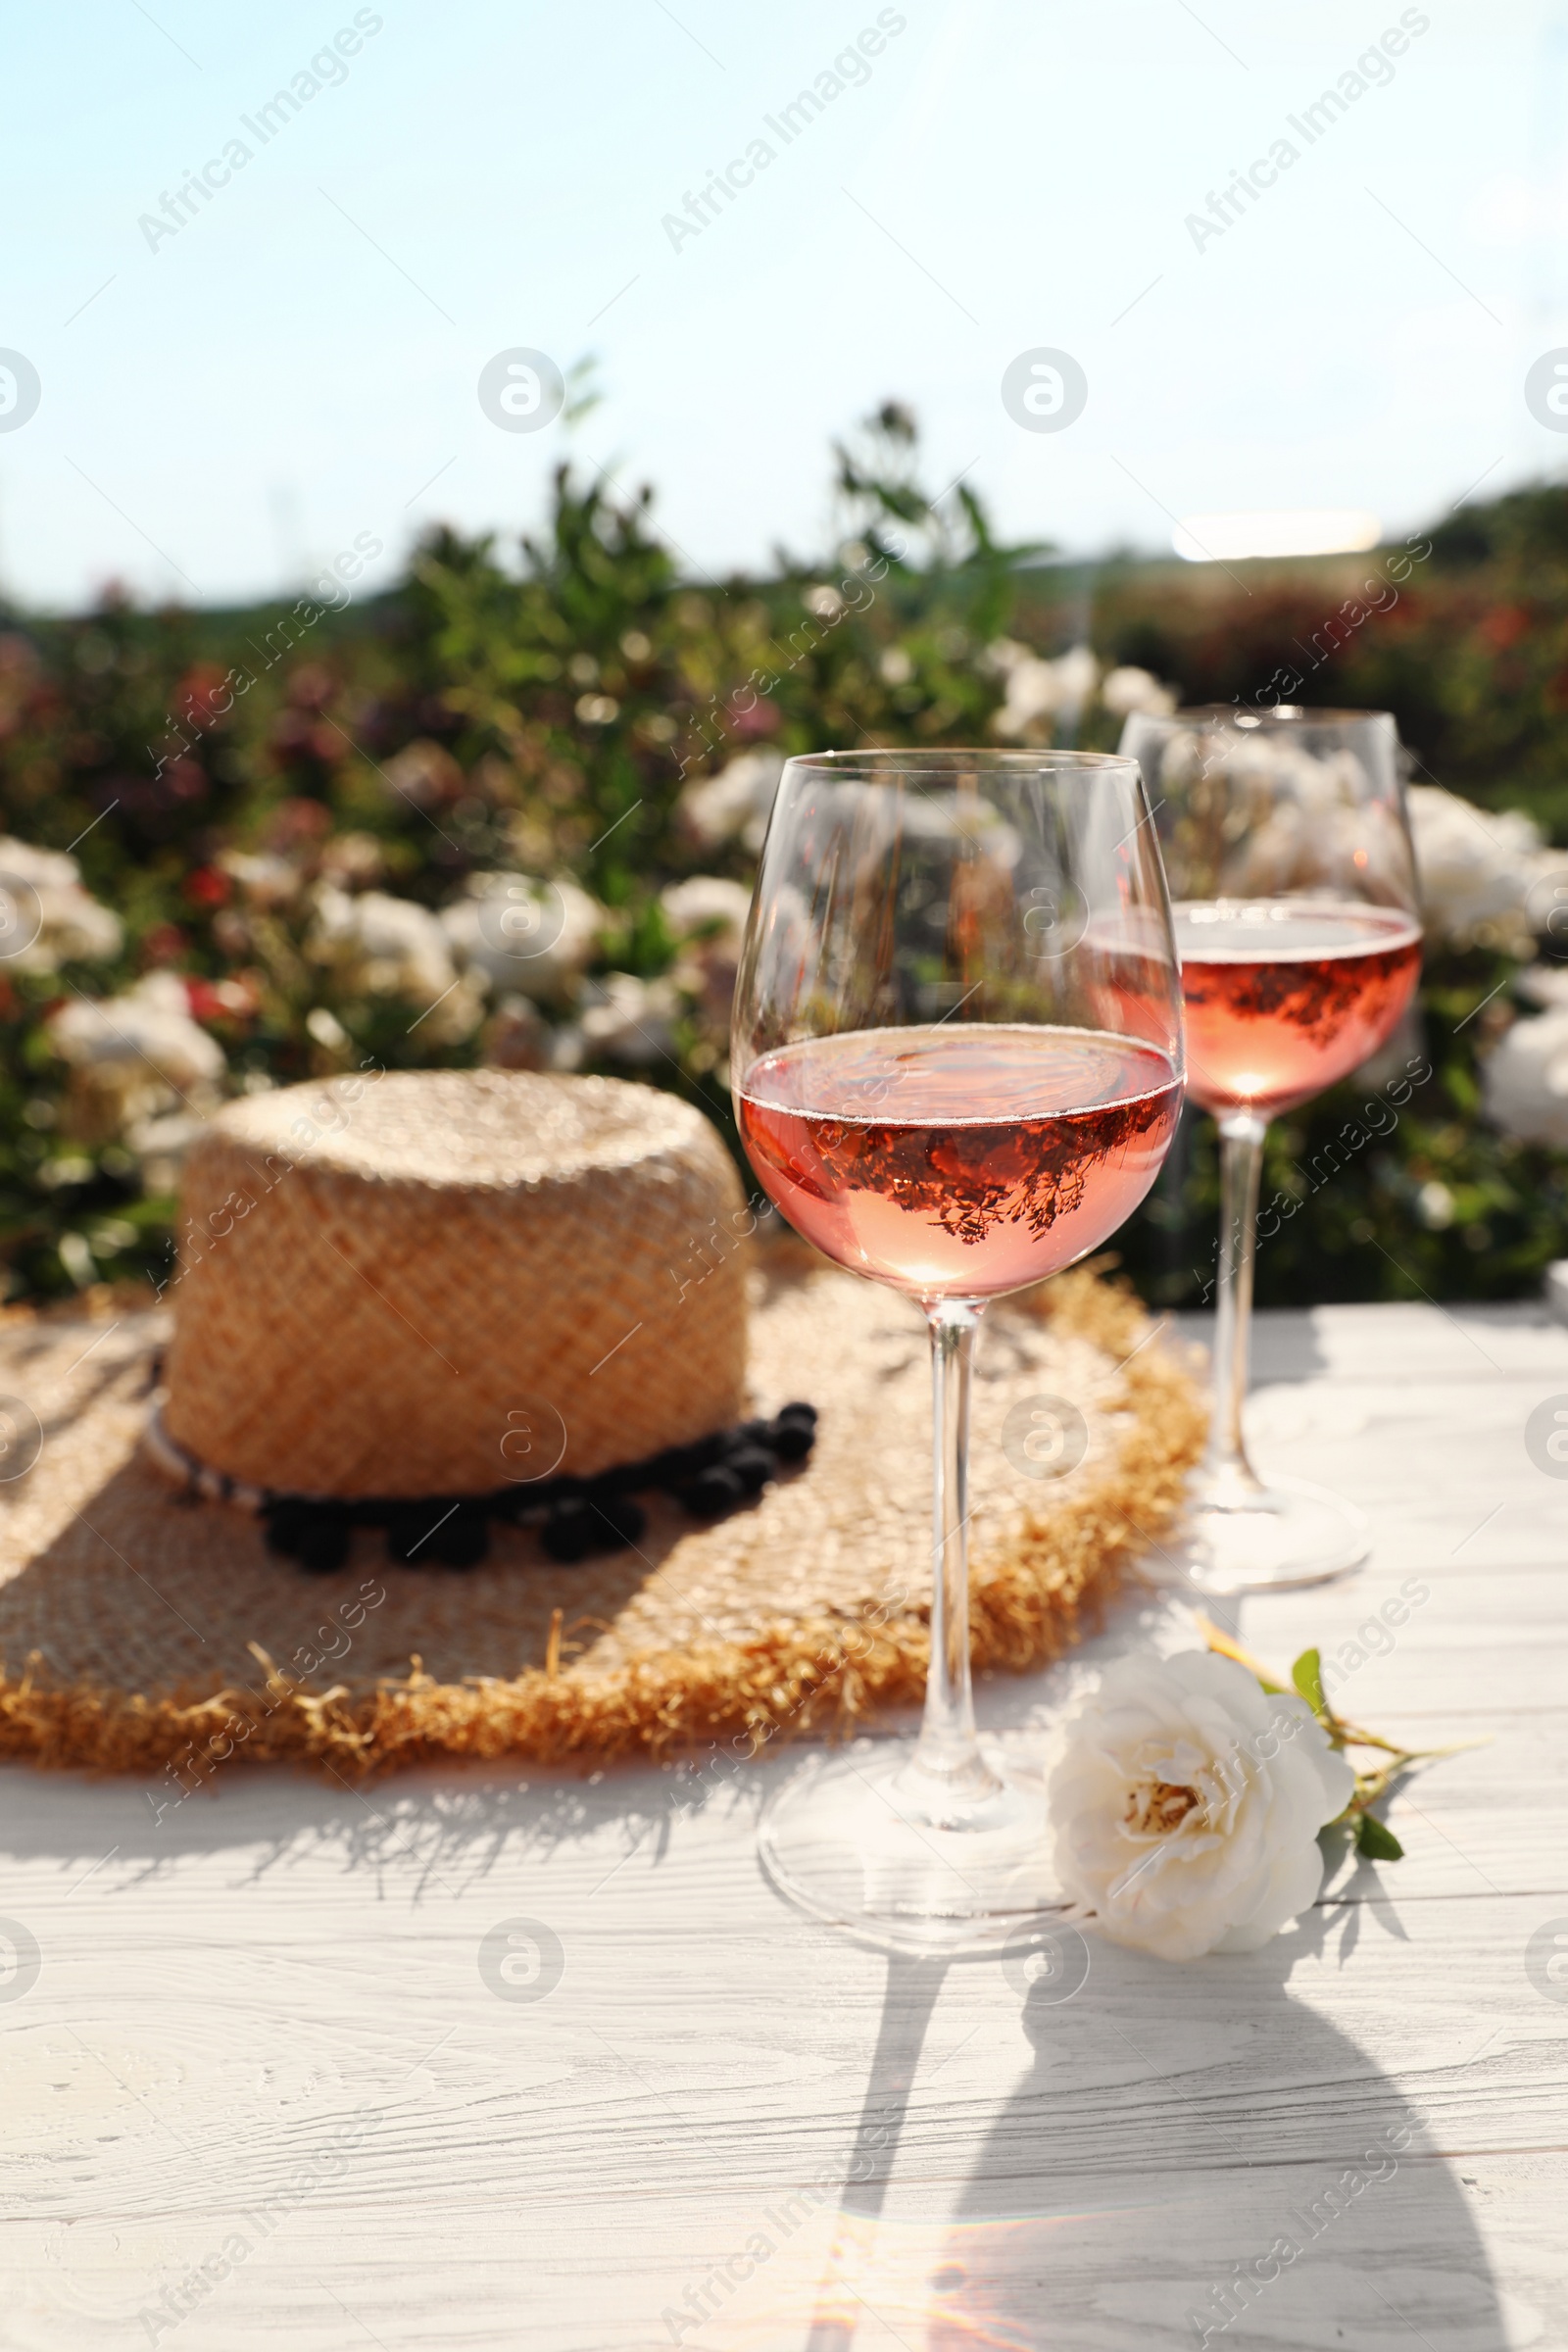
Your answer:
1207,1110 -> 1268,1494
911,1298 -> 1000,1802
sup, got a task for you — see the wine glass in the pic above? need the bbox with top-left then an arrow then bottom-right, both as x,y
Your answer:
731,749 -> 1184,1950
1119,706 -> 1422,1595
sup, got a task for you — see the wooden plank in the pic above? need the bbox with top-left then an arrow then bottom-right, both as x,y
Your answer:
0,2155 -> 1558,2352
0,1302 -> 1559,2347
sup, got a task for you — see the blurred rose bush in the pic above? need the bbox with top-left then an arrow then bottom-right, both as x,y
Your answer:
3,415 -> 1568,1304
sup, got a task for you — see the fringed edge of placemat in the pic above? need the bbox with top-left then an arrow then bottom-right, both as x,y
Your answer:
0,1270 -> 1206,1787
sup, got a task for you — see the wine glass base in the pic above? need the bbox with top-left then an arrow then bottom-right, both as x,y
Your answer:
758,1740 -> 1067,1956
1171,1474 -> 1370,1596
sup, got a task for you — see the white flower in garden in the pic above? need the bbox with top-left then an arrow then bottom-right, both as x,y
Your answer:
219,849 -> 300,907
1101,664 -> 1177,719
660,876 -> 753,948
318,831 -> 387,891
47,971 -> 226,1163
1235,796 -> 1411,904
986,642 -> 1100,741
305,1006 -> 350,1051
549,1023 -> 586,1072
1527,854 -> 1568,944
677,751 -> 784,852
990,656 -> 1060,739
1481,977 -> 1568,1149
309,887 -> 484,1040
1050,1649 -> 1354,1962
311,887 -> 450,1000
1407,784 -> 1545,953
1518,964 -> 1568,1006
1052,644 -> 1101,712
1415,1179 -> 1456,1230
127,1109 -> 214,1198
441,872 -> 602,1004
662,876 -> 754,1026
577,972 -> 678,1067
1182,735 -> 1414,904
377,738 -> 463,809
480,993 -> 553,1072
0,835 -> 122,972
48,971 -> 224,1097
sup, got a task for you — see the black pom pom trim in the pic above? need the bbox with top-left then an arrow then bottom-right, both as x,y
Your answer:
259,1406 -> 817,1576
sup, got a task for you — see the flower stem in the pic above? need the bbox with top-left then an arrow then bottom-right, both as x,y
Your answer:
1197,1622 -> 1486,1853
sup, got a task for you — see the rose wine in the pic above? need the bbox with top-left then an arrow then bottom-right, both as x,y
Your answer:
737,1024 -> 1182,1299
1175,901 -> 1421,1119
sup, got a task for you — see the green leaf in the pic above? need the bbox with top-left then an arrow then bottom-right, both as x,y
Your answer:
1355,1811 -> 1404,1862
1291,1647 -> 1328,1716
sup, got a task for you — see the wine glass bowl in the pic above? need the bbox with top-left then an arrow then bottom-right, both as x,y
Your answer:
1119,706 -> 1423,1595
730,749 -> 1184,1950
1178,898 -> 1421,1124
732,753 -> 1184,1300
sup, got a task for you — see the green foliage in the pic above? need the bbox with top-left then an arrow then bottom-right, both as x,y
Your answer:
1354,1812 -> 1405,1861
1291,1647 -> 1328,1718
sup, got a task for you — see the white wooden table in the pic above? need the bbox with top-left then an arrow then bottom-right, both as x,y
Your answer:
1,1301 -> 1564,2350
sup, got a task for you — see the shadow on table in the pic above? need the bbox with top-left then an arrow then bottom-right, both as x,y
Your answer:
1174,1305 -> 1333,1391
0,1716 -> 812,1895
0,1751 -> 1536,2352
795,1925 -> 1527,2352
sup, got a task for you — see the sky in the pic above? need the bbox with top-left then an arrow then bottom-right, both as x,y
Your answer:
3,0 -> 1567,612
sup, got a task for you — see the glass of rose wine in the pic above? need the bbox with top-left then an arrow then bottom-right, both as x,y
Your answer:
731,749 -> 1185,1949
1118,706 -> 1422,1594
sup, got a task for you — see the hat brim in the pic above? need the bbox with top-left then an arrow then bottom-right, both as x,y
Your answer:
0,1255 -> 1204,1784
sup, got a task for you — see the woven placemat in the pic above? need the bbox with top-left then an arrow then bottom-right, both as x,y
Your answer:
0,1258 -> 1205,1784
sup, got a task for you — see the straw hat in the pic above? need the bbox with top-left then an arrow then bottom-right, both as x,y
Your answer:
160,1068 -> 749,1499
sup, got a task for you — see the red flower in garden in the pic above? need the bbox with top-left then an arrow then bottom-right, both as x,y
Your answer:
174,662 -> 234,733
1479,606 -> 1529,652
140,922 -> 188,967
161,758 -> 210,804
728,696 -> 781,740
183,867 -> 231,909
270,708 -> 344,767
0,634 -> 45,742
184,975 -> 259,1024
265,798 -> 333,853
285,663 -> 334,712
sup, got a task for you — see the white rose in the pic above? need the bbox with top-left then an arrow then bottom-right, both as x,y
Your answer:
310,888 -> 457,1001
46,971 -> 226,1149
1050,1649 -> 1354,1962
48,972 -> 225,1094
662,875 -> 753,1025
983,642 -> 1102,742
441,873 -> 602,1004
1482,985 -> 1568,1148
220,849 -> 300,908
1407,784 -> 1544,952
676,752 -> 784,853
577,971 -> 678,1066
1101,664 -> 1177,719
660,875 -> 753,948
0,834 -> 122,972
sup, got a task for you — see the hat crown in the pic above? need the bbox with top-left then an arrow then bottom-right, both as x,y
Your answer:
215,1066 -> 716,1189
164,1070 -> 749,1498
